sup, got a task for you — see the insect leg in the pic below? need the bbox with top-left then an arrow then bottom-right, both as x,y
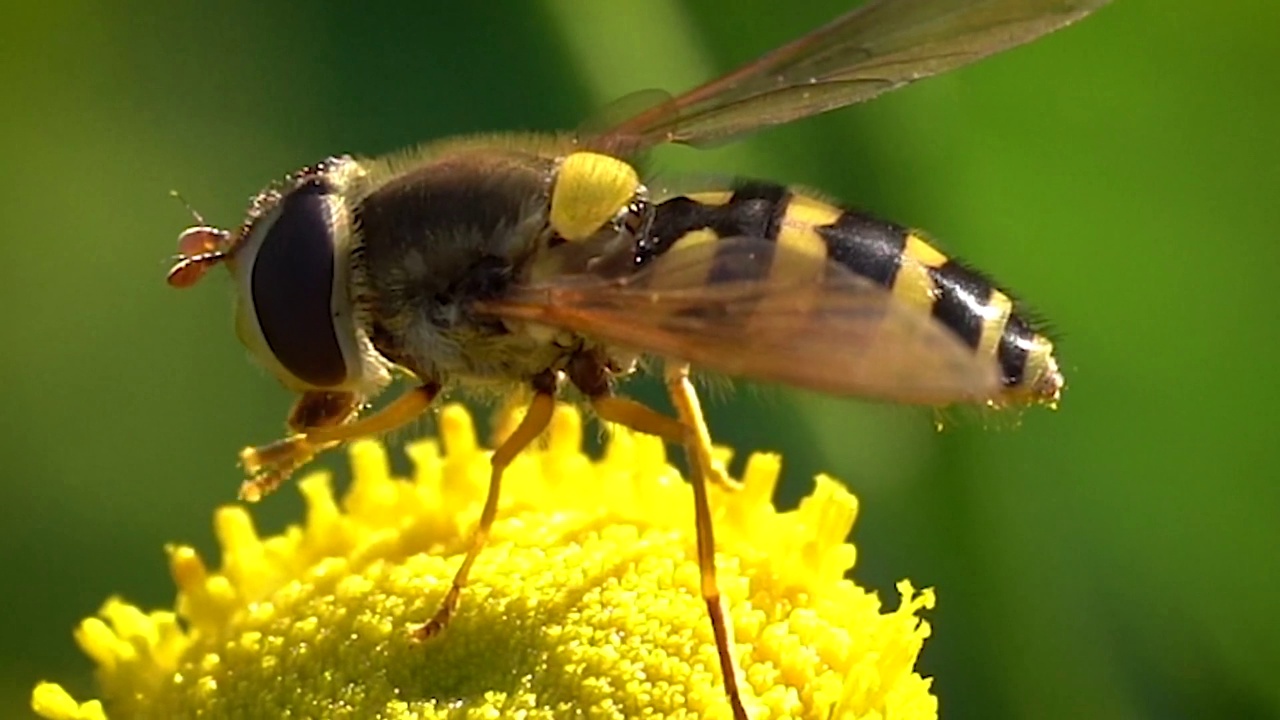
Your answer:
415,370 -> 559,640
585,373 -> 748,719
569,355 -> 735,491
668,368 -> 739,492
285,390 -> 361,432
235,391 -> 364,498
590,395 -> 688,442
239,383 -> 440,502
665,362 -> 748,720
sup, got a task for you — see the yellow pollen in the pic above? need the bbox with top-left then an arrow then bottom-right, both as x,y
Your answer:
33,404 -> 937,719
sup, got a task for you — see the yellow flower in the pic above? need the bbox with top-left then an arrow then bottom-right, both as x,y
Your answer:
32,404 -> 937,719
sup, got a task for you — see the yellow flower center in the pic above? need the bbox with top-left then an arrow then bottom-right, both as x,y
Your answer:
32,404 -> 936,719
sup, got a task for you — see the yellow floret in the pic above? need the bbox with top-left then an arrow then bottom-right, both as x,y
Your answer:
33,404 -> 936,719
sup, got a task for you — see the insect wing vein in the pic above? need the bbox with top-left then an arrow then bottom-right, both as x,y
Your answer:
482,237 -> 1002,405
585,0 -> 1110,152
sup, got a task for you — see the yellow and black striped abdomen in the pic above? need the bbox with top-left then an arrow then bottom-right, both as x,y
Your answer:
640,181 -> 1063,407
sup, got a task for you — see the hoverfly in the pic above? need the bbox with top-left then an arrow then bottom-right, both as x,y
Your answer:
167,0 -> 1108,717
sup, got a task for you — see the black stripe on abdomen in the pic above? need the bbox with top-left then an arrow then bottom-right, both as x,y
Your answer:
928,259 -> 996,350
640,181 -> 790,270
997,314 -> 1034,387
716,181 -> 788,238
707,182 -> 789,284
815,211 -> 907,288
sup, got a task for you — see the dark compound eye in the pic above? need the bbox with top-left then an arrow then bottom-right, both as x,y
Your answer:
250,180 -> 349,388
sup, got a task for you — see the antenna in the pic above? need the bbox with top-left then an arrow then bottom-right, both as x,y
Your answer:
167,190 -> 231,289
169,189 -> 207,226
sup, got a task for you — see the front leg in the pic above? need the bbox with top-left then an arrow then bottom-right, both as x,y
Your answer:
286,390 -> 361,432
239,382 -> 441,502
232,390 -> 361,500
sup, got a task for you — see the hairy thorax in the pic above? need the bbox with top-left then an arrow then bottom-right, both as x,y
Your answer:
353,147 -> 583,387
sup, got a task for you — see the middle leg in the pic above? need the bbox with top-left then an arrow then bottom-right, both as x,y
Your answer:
414,370 -> 559,639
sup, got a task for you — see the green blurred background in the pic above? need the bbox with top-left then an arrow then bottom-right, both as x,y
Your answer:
3,0 -> 1277,718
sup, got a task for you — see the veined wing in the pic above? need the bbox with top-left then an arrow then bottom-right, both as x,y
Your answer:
478,237 -> 1003,406
586,0 -> 1109,153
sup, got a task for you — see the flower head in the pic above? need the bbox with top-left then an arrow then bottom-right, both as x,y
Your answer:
32,404 -> 936,719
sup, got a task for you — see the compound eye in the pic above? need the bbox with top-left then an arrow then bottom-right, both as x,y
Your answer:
242,180 -> 351,388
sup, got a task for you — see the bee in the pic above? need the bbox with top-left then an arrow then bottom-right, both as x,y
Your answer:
167,0 -> 1108,717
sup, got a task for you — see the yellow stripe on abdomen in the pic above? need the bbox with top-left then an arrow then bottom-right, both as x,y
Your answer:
977,289 -> 1014,360
892,233 -> 948,311
773,195 -> 841,283
645,227 -> 721,290
685,190 -> 734,207
746,194 -> 843,332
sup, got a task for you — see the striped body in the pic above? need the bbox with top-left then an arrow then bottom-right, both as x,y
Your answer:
637,181 -> 1062,406
172,4 -> 1108,717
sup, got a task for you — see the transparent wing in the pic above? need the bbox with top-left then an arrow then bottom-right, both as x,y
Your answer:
584,0 -> 1109,153
479,237 -> 1003,406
